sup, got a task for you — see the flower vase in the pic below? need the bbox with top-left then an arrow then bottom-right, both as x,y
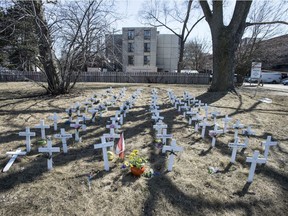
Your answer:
130,166 -> 145,177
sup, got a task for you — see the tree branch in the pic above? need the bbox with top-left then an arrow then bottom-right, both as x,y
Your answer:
246,21 -> 288,27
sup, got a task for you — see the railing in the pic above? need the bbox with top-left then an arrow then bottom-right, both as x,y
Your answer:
0,70 -> 210,84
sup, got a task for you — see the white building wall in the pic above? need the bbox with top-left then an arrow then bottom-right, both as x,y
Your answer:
157,34 -> 179,72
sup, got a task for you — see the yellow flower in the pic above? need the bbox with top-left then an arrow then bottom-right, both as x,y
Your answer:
129,152 -> 136,157
124,161 -> 129,167
132,150 -> 139,155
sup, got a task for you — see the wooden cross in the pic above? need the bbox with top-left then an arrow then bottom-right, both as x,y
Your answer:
191,113 -> 204,132
246,150 -> 267,182
152,112 -> 164,122
209,123 -> 223,147
180,103 -> 190,114
35,119 -> 50,139
70,118 -> 83,142
65,107 -> 74,122
153,122 -> 167,135
94,137 -> 114,171
186,109 -> 198,124
242,126 -> 255,145
74,101 -> 81,116
228,137 -> 247,163
162,139 -> 183,171
106,119 -> 121,134
210,110 -> 221,125
54,128 -> 72,153
222,114 -> 232,133
88,107 -> 99,122
199,118 -> 211,138
3,149 -> 26,172
114,111 -> 124,125
233,120 -> 244,140
204,104 -> 209,118
195,100 -> 205,110
38,139 -> 60,170
262,136 -> 277,159
48,112 -> 61,131
156,128 -> 173,145
19,127 -> 35,152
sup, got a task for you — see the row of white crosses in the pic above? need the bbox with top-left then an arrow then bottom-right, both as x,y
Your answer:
93,89 -> 142,171
151,89 -> 183,171
169,89 -> 279,183
3,87 -> 125,172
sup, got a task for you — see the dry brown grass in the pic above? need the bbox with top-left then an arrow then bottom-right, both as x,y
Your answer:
0,82 -> 287,216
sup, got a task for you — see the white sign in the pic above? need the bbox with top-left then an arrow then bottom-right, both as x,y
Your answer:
250,62 -> 262,79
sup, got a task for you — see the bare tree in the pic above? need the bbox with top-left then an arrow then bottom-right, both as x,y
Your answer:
139,0 -> 204,73
1,0 -> 118,95
183,38 -> 211,71
199,0 -> 288,92
235,1 -> 288,83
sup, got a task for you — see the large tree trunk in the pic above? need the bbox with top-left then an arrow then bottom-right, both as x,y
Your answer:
200,0 -> 252,92
33,0 -> 62,95
210,28 -> 236,91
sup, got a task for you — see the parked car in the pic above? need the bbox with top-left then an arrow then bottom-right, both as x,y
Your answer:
282,78 -> 288,85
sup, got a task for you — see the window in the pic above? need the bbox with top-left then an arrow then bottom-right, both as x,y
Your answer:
128,56 -> 134,65
128,30 -> 134,40
144,56 -> 150,65
128,43 -> 134,52
144,43 -> 150,52
144,30 -> 151,40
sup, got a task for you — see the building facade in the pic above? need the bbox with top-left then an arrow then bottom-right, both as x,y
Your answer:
106,27 -> 179,72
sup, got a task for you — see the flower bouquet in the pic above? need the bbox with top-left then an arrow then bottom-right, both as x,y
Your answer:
122,150 -> 148,176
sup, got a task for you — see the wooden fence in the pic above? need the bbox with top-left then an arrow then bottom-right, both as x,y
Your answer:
0,70 -> 210,84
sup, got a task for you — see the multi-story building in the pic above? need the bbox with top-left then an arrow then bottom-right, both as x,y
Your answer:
106,27 -> 179,72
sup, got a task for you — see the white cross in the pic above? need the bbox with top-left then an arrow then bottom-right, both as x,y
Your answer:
228,137 -> 247,163
74,102 -> 81,116
195,100 -> 205,110
115,111 -> 124,125
88,107 -> 99,122
180,103 -> 190,115
189,98 -> 199,106
54,128 -> 72,153
162,139 -> 183,171
261,136 -> 277,159
94,137 -> 114,171
209,123 -> 223,147
153,123 -> 167,134
120,105 -> 128,117
70,118 -> 83,142
106,120 -> 121,134
19,127 -> 35,152
35,119 -> 50,139
199,118 -> 211,138
38,139 -> 60,170
3,149 -> 27,172
77,114 -> 89,126
210,110 -> 221,125
48,112 -> 61,131
177,101 -> 185,112
204,104 -> 209,118
65,107 -> 74,122
186,109 -> 198,124
82,100 -> 93,113
191,113 -> 204,132
233,120 -> 244,140
246,150 -> 267,182
156,129 -> 173,145
242,126 -> 255,145
222,114 -> 232,133
152,112 -> 164,122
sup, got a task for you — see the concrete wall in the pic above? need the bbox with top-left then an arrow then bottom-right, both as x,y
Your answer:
156,34 -> 179,72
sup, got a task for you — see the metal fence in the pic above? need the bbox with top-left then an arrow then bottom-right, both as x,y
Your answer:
0,70 -> 210,84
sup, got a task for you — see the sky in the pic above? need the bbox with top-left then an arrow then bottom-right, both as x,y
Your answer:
114,0 -> 211,39
113,0 -> 288,44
